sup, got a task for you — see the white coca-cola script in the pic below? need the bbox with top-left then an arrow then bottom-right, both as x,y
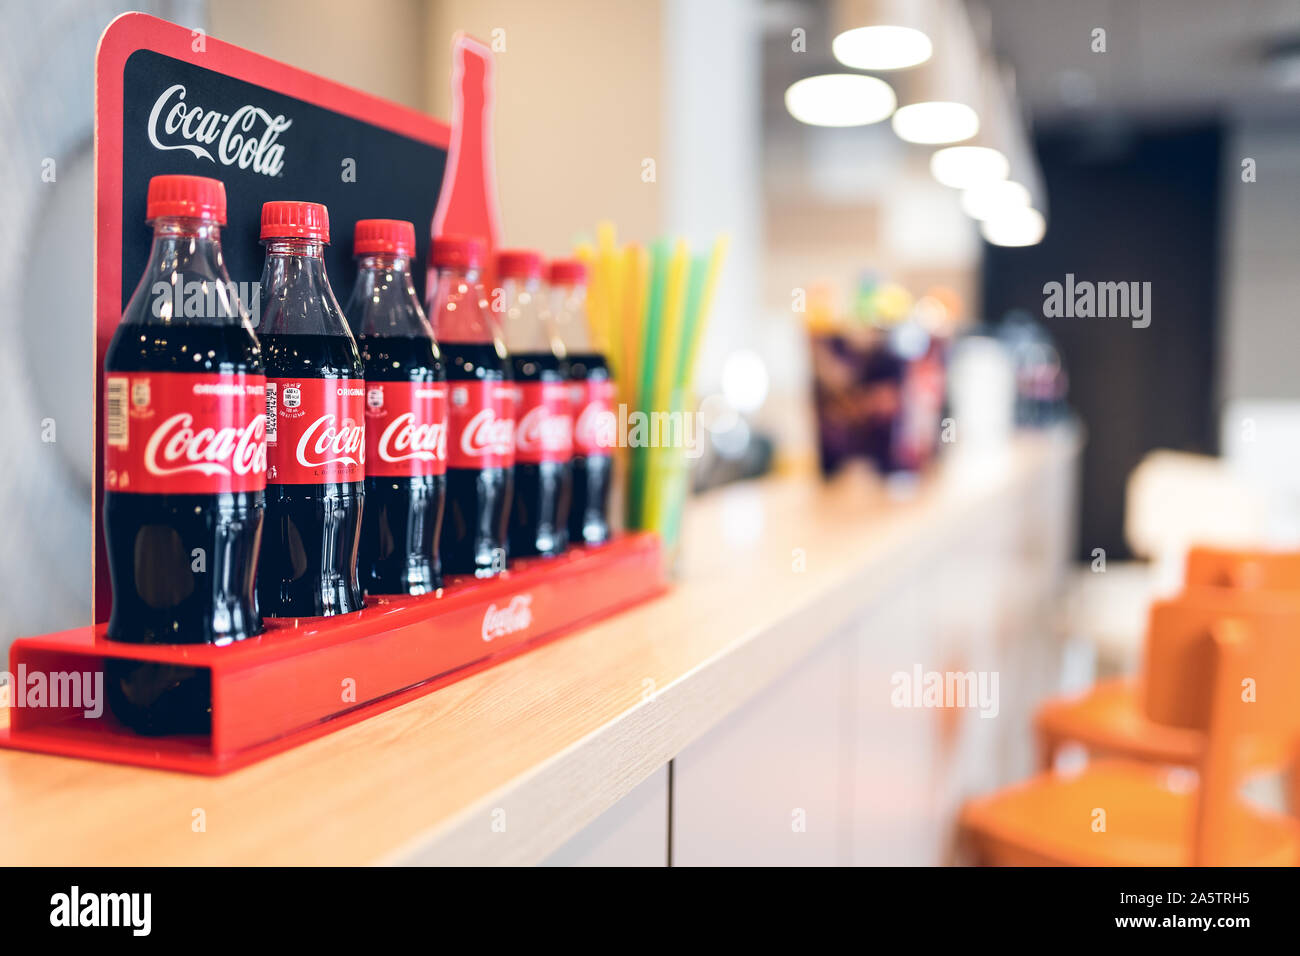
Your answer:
296,415 -> 364,468
144,412 -> 267,478
461,408 -> 514,457
515,405 -> 573,452
148,84 -> 291,178
481,595 -> 533,642
377,412 -> 447,463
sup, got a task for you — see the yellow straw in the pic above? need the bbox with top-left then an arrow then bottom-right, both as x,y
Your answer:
601,252 -> 626,387
572,243 -> 602,354
595,223 -> 621,371
622,243 -> 648,411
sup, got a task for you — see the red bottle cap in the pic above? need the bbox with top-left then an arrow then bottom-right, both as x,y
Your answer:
146,174 -> 227,224
548,259 -> 588,285
496,249 -> 543,280
431,235 -> 485,270
353,219 -> 416,257
260,201 -> 330,243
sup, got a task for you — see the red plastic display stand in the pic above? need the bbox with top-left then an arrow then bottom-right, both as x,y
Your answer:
1,533 -> 664,775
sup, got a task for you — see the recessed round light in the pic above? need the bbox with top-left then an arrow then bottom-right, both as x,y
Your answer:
981,207 -> 1046,247
785,74 -> 897,127
832,26 -> 933,71
891,101 -> 979,144
930,146 -> 1010,189
961,180 -> 1032,220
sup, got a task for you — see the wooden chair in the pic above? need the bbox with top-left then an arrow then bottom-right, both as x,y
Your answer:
1037,548 -> 1300,806
962,591 -> 1300,865
1184,546 -> 1300,591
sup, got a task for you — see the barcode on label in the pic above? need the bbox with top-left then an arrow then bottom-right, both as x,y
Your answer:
265,382 -> 277,442
106,377 -> 128,447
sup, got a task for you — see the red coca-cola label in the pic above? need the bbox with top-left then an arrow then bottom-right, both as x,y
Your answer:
571,378 -> 617,456
104,371 -> 267,494
446,379 -> 515,469
514,381 -> 573,464
364,381 -> 449,477
266,377 -> 365,484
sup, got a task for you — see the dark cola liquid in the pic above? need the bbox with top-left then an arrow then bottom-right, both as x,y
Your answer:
103,323 -> 264,736
358,334 -> 446,594
258,332 -> 365,616
509,351 -> 572,559
567,352 -> 613,546
441,341 -> 512,577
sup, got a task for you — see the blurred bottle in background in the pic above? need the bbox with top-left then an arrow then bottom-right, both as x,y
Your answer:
428,237 -> 514,577
498,250 -> 572,559
807,275 -> 951,480
346,219 -> 447,596
997,309 -> 1069,428
257,201 -> 366,618
548,260 -> 614,546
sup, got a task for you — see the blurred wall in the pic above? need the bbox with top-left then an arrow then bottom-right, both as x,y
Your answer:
210,0 -> 428,111
1221,118 -> 1300,404
423,0 -> 663,253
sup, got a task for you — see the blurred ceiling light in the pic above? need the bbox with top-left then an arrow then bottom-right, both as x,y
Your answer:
785,74 -> 897,127
961,180 -> 1031,220
981,206 -> 1046,247
891,101 -> 979,144
930,145 -> 1008,188
832,25 -> 932,70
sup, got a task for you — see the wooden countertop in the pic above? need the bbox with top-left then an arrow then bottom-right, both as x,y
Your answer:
0,430 -> 1079,865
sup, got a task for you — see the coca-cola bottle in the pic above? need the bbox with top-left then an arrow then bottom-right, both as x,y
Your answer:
497,250 -> 572,558
344,219 -> 448,595
257,201 -> 366,616
103,174 -> 266,735
548,260 -> 614,546
426,236 -> 513,577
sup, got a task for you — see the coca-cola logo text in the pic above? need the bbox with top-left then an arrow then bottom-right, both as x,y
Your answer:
377,412 -> 447,464
461,408 -> 514,458
516,405 -> 573,453
144,412 -> 267,478
481,595 -> 533,642
296,415 -> 364,468
148,84 -> 291,178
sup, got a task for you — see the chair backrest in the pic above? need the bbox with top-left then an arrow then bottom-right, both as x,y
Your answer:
1185,546 -> 1300,592
1141,591 -> 1300,865
1143,589 -> 1300,738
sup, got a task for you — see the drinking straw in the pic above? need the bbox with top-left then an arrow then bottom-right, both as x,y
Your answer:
596,222 -> 622,377
644,253 -> 708,536
684,234 -> 730,386
601,250 -> 626,388
621,243 -> 648,410
673,253 -> 710,403
643,240 -> 690,529
628,238 -> 669,527
573,242 -> 613,359
659,235 -> 729,547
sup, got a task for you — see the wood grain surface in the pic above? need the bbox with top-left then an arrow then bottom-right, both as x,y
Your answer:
0,430 -> 1079,865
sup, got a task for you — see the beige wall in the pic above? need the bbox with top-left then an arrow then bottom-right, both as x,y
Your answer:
423,0 -> 662,253
210,0 -> 429,111
210,0 -> 663,256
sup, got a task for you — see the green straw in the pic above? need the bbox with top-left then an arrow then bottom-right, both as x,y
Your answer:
628,238 -> 669,529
